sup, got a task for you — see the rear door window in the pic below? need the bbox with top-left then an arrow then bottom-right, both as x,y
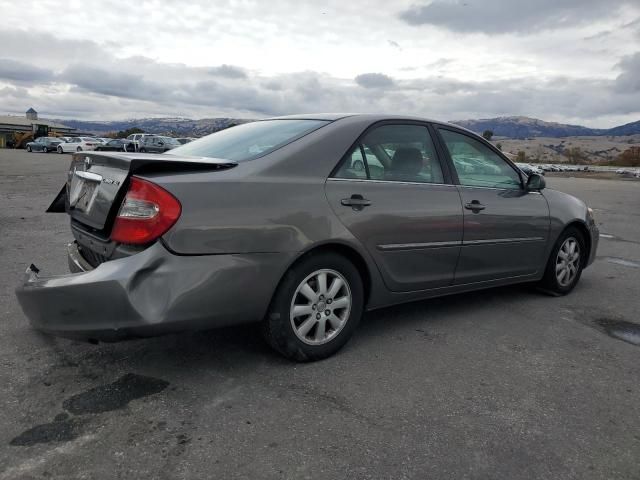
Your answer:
333,124 -> 444,184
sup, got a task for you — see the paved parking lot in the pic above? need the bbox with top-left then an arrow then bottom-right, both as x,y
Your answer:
1,149 -> 639,479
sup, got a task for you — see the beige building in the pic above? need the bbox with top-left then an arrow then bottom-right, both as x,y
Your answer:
0,108 -> 76,148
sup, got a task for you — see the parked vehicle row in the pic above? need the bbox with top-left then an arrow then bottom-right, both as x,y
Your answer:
515,162 -> 590,175
616,168 -> 640,177
515,163 -> 544,175
25,134 -> 195,154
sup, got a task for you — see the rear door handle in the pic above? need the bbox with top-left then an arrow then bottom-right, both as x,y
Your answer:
464,200 -> 485,212
341,194 -> 371,210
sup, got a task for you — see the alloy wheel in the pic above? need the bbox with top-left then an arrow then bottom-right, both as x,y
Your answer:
556,237 -> 580,287
290,269 -> 352,345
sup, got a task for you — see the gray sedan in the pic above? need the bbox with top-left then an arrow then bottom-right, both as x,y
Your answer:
16,114 -> 598,361
25,136 -> 62,152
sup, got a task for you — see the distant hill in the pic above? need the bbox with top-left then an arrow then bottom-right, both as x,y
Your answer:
55,117 -> 253,137
451,116 -> 640,139
604,120 -> 640,136
53,114 -> 640,139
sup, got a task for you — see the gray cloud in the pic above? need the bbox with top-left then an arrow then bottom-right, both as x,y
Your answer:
0,59 -> 55,84
615,52 -> 640,93
355,73 -> 395,89
207,65 -> 247,79
0,14 -> 638,128
60,65 -> 170,100
399,0 -> 633,34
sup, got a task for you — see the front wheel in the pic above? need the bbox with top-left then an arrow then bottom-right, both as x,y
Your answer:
26,145 -> 32,152
538,227 -> 586,295
262,252 -> 364,361
57,146 -> 63,154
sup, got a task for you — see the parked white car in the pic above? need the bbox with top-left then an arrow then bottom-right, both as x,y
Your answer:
57,137 -> 102,153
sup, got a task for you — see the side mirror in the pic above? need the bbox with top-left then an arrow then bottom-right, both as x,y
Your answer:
158,142 -> 164,146
526,173 -> 546,191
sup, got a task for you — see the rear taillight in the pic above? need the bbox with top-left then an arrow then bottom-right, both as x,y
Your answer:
111,177 -> 181,245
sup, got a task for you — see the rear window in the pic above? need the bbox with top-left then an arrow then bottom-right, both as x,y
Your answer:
168,119 -> 329,162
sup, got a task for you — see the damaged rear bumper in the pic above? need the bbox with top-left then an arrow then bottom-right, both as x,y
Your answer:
16,242 -> 291,341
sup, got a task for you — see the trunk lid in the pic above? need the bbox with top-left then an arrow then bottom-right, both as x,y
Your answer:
57,152 -> 236,231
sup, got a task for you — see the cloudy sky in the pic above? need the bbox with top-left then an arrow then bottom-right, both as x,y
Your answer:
0,0 -> 639,127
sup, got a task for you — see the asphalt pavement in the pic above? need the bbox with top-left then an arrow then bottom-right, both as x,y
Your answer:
1,149 -> 639,479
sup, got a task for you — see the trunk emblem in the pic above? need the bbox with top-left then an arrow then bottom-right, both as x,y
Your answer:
84,156 -> 92,168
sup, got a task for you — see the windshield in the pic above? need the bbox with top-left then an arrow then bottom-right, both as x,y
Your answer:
169,119 -> 329,161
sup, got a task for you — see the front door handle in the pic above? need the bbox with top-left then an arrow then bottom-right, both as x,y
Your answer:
464,200 -> 485,212
341,194 -> 371,210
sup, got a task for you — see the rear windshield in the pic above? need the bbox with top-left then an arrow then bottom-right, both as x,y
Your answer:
168,119 -> 329,162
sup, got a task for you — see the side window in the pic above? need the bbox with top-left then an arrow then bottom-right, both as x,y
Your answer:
439,129 -> 522,190
334,147 -> 368,179
333,124 -> 444,184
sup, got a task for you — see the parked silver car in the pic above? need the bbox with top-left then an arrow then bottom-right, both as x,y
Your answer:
16,114 -> 598,361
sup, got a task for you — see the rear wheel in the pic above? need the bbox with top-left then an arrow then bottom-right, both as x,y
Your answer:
76,146 -> 82,152
140,147 -> 146,153
538,227 -> 585,295
26,145 -> 31,152
262,252 -> 363,361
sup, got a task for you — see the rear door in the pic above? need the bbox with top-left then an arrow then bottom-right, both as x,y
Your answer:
325,122 -> 463,292
435,127 -> 550,284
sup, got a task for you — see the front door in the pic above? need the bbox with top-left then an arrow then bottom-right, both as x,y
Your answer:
325,123 -> 463,292
436,127 -> 550,284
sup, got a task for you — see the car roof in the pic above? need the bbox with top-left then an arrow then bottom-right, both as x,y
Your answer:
265,113 -> 467,131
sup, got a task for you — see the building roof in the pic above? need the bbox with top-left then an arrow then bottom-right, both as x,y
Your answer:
26,107 -> 37,113
0,115 -> 73,130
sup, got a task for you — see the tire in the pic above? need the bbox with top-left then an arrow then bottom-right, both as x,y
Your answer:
262,252 -> 364,362
538,226 -> 586,295
140,148 -> 146,153
26,145 -> 32,152
42,147 -> 48,153
76,146 -> 82,152
57,146 -> 63,154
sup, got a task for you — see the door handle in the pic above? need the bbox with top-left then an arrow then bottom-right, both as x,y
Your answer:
341,194 -> 371,210
464,200 -> 485,212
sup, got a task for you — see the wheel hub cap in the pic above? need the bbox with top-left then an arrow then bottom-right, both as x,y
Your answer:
555,237 -> 580,287
290,269 -> 352,346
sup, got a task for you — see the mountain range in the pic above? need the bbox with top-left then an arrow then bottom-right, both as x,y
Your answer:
54,115 -> 640,139
56,117 -> 253,137
452,116 -> 640,138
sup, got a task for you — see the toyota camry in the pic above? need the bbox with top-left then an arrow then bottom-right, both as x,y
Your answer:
16,114 -> 598,361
